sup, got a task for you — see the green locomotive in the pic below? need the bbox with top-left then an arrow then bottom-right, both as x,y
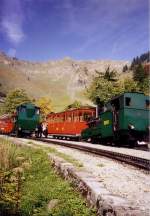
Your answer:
81,92 -> 150,146
15,103 -> 40,137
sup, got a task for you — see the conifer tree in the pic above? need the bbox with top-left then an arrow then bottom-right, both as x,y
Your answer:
133,64 -> 147,82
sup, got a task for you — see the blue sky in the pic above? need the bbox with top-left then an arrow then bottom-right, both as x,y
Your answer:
0,0 -> 149,61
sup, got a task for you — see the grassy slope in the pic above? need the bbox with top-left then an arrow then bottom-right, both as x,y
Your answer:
0,64 -> 73,111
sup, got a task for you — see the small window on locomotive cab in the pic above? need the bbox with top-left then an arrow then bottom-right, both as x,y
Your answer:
146,100 -> 150,109
21,106 -> 26,112
125,97 -> 131,106
35,108 -> 40,114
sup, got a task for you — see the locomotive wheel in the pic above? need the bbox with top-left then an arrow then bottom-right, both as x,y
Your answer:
128,140 -> 136,148
16,129 -> 22,138
91,137 -> 96,144
35,132 -> 39,138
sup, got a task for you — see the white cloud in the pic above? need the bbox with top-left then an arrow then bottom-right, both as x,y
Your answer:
2,19 -> 25,44
1,0 -> 25,44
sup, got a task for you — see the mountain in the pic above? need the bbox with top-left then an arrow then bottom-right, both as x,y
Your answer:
0,52 -> 129,111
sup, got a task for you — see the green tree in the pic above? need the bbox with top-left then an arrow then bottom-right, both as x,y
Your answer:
133,64 -> 148,82
3,89 -> 31,114
122,65 -> 128,72
103,67 -> 118,82
121,78 -> 140,92
0,105 -> 4,115
138,78 -> 150,95
87,77 -> 123,106
36,97 -> 53,117
65,100 -> 82,110
133,64 -> 149,94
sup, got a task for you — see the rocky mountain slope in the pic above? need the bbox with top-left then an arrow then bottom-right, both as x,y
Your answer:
0,52 -> 129,111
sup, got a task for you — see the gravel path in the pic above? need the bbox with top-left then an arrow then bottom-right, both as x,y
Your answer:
34,140 -> 150,214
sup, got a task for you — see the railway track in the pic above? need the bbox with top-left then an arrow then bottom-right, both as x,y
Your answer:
32,137 -> 150,171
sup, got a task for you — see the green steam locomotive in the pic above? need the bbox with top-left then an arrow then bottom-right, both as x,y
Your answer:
14,103 -> 40,137
81,92 -> 150,147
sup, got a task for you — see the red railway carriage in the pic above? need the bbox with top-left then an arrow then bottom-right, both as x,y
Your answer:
46,106 -> 96,139
0,114 -> 14,134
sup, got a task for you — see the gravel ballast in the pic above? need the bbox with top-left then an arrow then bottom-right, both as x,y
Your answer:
48,138 -> 150,160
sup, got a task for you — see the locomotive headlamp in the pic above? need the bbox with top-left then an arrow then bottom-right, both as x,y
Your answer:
19,127 -> 21,130
128,124 -> 135,129
35,128 -> 38,131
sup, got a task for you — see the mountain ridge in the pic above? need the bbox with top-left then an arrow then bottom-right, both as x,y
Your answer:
0,51 -> 130,111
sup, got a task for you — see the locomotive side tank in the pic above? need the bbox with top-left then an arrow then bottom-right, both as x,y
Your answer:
15,103 -> 40,137
81,92 -> 150,146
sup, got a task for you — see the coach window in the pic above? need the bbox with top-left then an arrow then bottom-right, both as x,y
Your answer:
74,112 -> 78,122
146,100 -> 150,109
72,113 -> 74,121
125,97 -> 131,106
68,115 -> 71,122
75,116 -> 79,122
83,112 -> 89,121
74,116 -> 77,122
79,114 -> 83,122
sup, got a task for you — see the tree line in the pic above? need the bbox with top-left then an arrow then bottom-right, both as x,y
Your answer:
87,65 -> 149,106
0,89 -> 53,119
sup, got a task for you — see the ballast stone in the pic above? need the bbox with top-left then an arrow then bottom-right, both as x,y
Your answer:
48,153 -> 145,216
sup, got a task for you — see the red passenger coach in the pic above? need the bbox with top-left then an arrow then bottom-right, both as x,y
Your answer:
47,107 -> 96,140
0,114 -> 14,134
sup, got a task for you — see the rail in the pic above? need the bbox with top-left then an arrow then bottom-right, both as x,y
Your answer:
32,137 -> 150,171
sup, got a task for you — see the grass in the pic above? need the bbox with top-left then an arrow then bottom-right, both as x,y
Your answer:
0,137 -> 27,215
20,148 -> 95,216
0,137 -> 18,171
0,138 -> 95,216
27,142 -> 84,168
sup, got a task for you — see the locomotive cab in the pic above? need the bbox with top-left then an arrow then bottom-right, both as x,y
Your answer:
103,92 -> 150,146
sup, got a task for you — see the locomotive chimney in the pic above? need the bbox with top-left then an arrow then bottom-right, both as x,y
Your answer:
95,97 -> 101,118
96,105 -> 99,118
